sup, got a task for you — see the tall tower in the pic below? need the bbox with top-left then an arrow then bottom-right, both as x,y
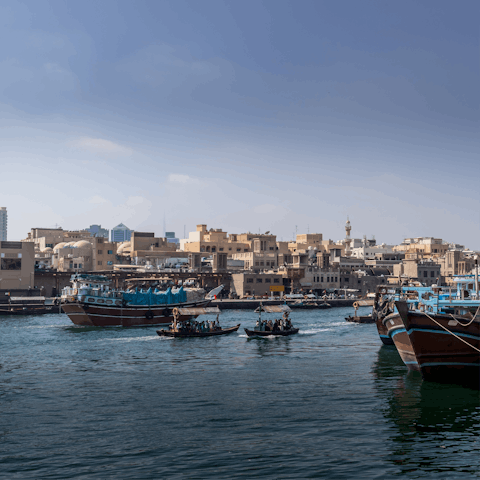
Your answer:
345,216 -> 351,257
0,207 -> 7,241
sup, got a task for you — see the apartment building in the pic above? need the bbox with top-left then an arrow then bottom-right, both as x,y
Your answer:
0,207 -> 7,241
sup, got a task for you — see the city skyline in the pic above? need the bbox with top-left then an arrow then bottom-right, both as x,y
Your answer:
1,1 -> 478,248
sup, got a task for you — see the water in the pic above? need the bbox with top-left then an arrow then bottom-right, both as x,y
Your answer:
0,307 -> 478,479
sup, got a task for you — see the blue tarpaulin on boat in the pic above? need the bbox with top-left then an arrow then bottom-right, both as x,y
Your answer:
122,287 -> 187,305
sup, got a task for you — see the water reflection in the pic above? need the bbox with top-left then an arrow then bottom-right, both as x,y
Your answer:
372,346 -> 480,477
248,336 -> 294,357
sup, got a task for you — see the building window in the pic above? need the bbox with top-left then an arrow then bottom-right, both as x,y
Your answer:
345,277 -> 349,282
431,271 -> 435,277
335,277 -> 338,282
74,263 -> 77,268
244,249 -> 248,252
229,248 -> 232,251
237,248 -> 241,252
273,278 -> 280,283
423,271 -> 428,277
219,248 -> 224,251
269,247 -> 274,251
256,278 -> 263,283
98,250 -> 103,255
98,261 -> 103,266
108,250 -> 113,255
246,278 -> 254,283
78,264 -> 82,268
255,262 -> 259,266
107,261 -> 113,265
321,277 -> 324,282
1,258 -> 21,270
265,278 -> 271,283
212,247 -> 216,252
327,277 -> 330,282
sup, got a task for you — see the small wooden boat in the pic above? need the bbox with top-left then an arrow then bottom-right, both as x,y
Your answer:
156,306 -> 239,338
246,303 -> 299,337
345,300 -> 375,324
345,315 -> 374,323
244,327 -> 299,337
157,324 -> 240,338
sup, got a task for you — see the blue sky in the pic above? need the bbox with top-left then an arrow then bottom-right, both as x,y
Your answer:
1,0 -> 478,248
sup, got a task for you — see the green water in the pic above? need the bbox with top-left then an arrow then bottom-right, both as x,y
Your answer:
0,307 -> 478,479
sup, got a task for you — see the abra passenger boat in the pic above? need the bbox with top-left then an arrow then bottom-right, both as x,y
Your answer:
244,304 -> 299,337
156,307 -> 240,337
61,274 -> 221,327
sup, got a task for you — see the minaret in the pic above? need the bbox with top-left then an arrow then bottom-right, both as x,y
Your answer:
345,217 -> 351,257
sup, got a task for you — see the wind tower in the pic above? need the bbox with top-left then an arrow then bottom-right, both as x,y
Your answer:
345,217 -> 352,257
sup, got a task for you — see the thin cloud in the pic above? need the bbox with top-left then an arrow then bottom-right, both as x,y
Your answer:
71,137 -> 133,156
167,174 -> 199,184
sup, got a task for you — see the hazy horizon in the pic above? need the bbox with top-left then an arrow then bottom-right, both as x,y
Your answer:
1,1 -> 478,248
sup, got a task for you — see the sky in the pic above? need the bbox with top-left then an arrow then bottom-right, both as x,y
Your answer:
1,0 -> 478,248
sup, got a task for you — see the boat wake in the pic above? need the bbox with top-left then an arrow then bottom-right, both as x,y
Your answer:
106,336 -> 159,343
299,328 -> 332,335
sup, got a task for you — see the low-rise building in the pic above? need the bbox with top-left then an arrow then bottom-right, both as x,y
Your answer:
231,272 -> 284,298
393,253 -> 442,286
0,241 -> 35,289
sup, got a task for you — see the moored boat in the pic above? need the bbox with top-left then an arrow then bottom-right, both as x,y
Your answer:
379,271 -> 480,387
395,300 -> 480,387
0,296 -> 61,316
61,274 -> 220,327
372,289 -> 396,345
345,299 -> 375,323
382,311 -> 419,369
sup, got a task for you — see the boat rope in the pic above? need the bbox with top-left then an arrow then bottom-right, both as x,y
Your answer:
449,304 -> 480,327
423,312 -> 480,353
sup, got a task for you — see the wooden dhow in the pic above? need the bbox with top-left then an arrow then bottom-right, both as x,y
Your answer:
380,271 -> 480,387
395,300 -> 480,387
61,274 -> 222,327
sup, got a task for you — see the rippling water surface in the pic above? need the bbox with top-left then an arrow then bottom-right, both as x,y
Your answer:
0,307 -> 479,479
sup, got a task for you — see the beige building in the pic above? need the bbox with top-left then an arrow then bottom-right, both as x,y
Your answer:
393,253 -> 442,286
24,227 -> 93,252
0,241 -> 35,289
393,237 -> 449,257
438,250 -> 477,283
128,232 -> 179,265
181,225 -> 284,257
52,237 -> 118,272
288,233 -> 323,252
231,272 -> 284,298
180,225 -> 250,254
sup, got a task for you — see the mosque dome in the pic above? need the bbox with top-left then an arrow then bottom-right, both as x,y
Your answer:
53,242 -> 67,252
74,240 -> 92,249
42,247 -> 53,253
117,241 -> 132,254
63,242 -> 77,248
